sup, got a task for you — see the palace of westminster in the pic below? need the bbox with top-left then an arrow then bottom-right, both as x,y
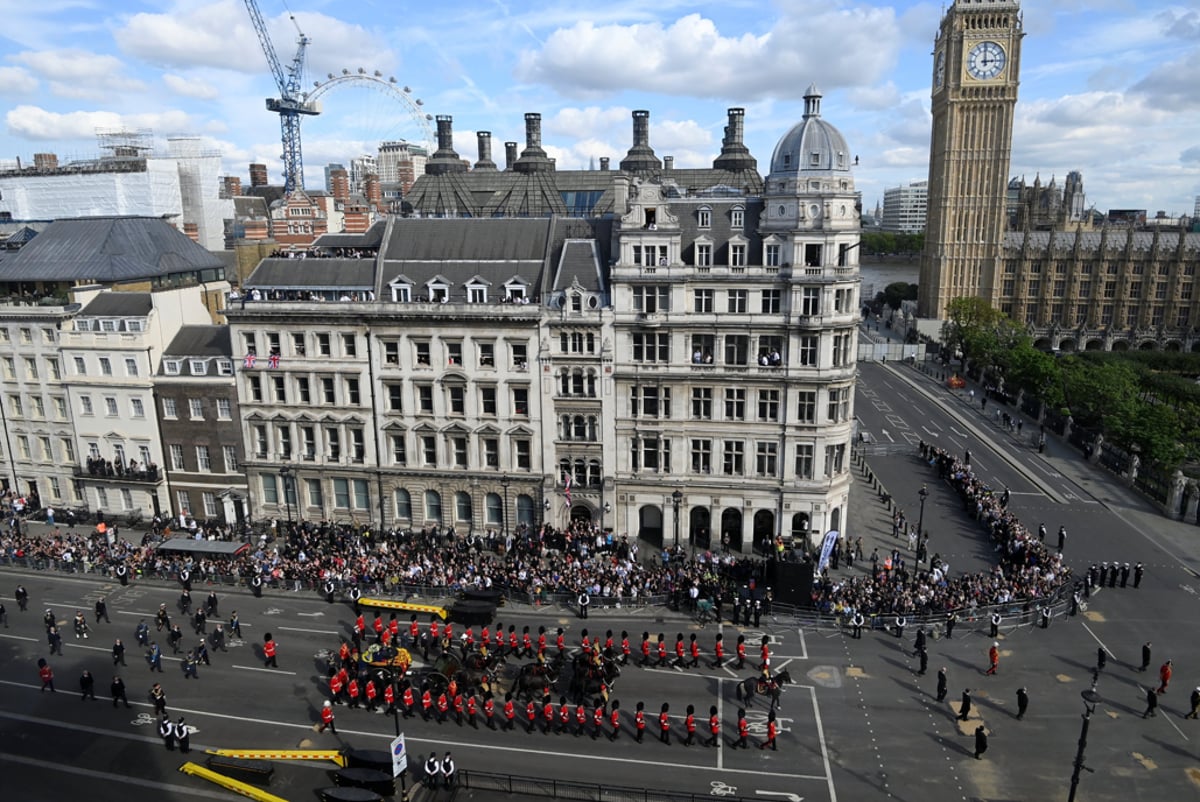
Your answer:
0,0 -> 1193,543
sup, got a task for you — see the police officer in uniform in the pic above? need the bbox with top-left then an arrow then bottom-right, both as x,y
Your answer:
323,579 -> 336,604
176,717 -> 190,753
422,753 -> 441,789
251,575 -> 263,597
159,714 -> 175,751
95,597 -> 110,624
348,585 -> 361,614
1016,687 -> 1029,720
16,585 -> 29,611
851,612 -> 865,639
989,612 -> 1001,638
936,667 -> 948,702
115,563 -> 129,586
1133,562 -> 1144,588
112,638 -> 126,666
440,752 -> 455,789
945,611 -> 957,639
578,592 -> 590,620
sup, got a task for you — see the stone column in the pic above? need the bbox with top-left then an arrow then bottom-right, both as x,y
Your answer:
1185,481 -> 1200,524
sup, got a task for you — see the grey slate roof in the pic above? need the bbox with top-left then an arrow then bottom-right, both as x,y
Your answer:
163,325 -> 233,358
79,291 -> 153,317
0,216 -> 224,283
378,218 -> 553,295
245,257 -> 376,290
548,217 -> 612,294
1003,229 -> 1200,254
233,197 -> 269,218
312,220 -> 386,249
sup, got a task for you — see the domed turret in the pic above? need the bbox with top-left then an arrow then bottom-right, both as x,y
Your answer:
769,85 -> 852,176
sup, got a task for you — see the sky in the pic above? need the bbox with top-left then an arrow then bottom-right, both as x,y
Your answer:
1,0 -> 1198,217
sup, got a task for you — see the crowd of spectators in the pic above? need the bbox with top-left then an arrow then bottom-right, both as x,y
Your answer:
0,515 -> 754,610
810,443 -> 1071,620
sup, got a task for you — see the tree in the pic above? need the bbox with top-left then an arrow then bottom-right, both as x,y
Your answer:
880,282 -> 919,311
1002,342 -> 1065,410
941,297 -> 1026,375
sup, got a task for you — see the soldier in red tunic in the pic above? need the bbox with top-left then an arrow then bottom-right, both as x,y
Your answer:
684,704 -> 697,746
708,705 -> 721,747
710,633 -> 725,668
635,701 -> 646,743
659,702 -> 671,744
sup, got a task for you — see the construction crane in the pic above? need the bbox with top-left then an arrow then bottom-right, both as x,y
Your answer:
244,0 -> 319,193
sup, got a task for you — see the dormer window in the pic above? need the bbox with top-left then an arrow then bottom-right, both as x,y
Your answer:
127,320 -> 143,332
100,320 -> 117,332
189,359 -> 207,375
164,360 -> 182,376
506,285 -> 526,303
390,283 -> 411,303
571,294 -> 583,313
697,207 -> 711,229
428,284 -> 449,303
731,207 -> 744,230
810,152 -> 821,167
783,154 -> 791,168
644,209 -> 657,229
217,361 -> 234,376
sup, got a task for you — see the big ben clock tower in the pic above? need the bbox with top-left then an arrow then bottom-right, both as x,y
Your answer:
917,0 -> 1023,319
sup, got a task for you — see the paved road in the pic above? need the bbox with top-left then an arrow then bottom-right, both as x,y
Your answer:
2,359 -> 1199,801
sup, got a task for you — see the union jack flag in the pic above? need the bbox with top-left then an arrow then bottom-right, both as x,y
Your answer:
562,470 -> 572,506
243,352 -> 257,369
267,352 -> 280,369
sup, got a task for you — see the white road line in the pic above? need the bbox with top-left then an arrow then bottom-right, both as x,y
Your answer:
0,677 -> 829,782
1080,623 -> 1112,656
716,675 -> 725,770
774,658 -> 793,673
0,633 -> 38,642
232,664 -> 297,676
798,629 -> 808,660
1162,711 -> 1190,742
277,625 -> 339,635
804,684 -> 838,802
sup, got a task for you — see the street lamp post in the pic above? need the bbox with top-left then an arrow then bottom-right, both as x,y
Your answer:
278,465 -> 294,530
917,484 -> 929,542
1067,687 -> 1102,802
500,474 -> 511,539
671,489 -> 683,550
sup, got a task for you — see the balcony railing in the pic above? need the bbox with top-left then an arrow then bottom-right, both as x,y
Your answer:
75,464 -> 161,484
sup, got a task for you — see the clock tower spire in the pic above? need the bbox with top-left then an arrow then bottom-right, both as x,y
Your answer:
917,0 -> 1023,319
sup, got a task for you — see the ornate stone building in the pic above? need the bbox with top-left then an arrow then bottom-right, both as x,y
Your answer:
229,97 -> 860,552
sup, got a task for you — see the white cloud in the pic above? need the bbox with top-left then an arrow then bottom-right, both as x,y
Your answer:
0,66 -> 39,96
847,83 -> 902,112
1130,49 -> 1200,111
5,105 -> 195,141
515,4 -> 901,100
115,0 -> 396,79
162,73 -> 219,101
13,48 -> 144,98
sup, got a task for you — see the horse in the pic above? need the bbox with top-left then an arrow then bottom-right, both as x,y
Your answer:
568,654 -> 621,703
514,664 -> 560,700
734,669 -> 793,710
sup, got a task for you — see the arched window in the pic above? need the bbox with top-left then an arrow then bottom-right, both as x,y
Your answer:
516,494 -> 535,526
561,415 -> 571,440
587,459 -> 602,486
424,489 -> 442,525
571,369 -> 585,396
573,458 -> 587,485
573,415 -> 587,439
394,488 -> 411,520
559,370 -> 570,396
485,492 -> 502,526
586,370 -> 596,397
587,416 -> 598,441
455,491 -> 472,525
559,458 -> 571,481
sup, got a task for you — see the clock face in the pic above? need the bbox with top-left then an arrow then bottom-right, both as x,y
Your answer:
967,41 -> 1006,80
935,50 -> 946,89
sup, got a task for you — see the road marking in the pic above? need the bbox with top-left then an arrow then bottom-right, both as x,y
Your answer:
804,684 -> 837,802
921,427 -> 940,438
277,626 -> 339,635
881,429 -> 894,442
0,633 -> 38,642
232,665 -> 297,676
1080,622 -> 1111,656
1163,710 -> 1191,742
716,676 -> 725,770
950,426 -> 968,437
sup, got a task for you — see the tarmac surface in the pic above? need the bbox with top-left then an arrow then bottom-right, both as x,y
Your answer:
2,334 -> 1199,802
